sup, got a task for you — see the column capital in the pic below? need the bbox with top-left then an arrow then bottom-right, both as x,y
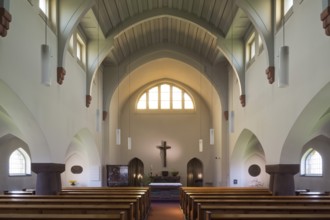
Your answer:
266,164 -> 300,175
266,164 -> 300,196
31,163 -> 65,195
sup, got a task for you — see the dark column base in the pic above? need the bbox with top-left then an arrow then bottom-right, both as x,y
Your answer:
31,163 -> 65,195
266,164 -> 300,196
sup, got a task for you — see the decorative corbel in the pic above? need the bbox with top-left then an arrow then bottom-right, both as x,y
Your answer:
0,7 -> 12,37
86,95 -> 92,108
102,111 -> 108,121
57,67 -> 66,85
224,111 -> 229,121
265,66 -> 275,84
321,6 -> 330,36
240,95 -> 246,107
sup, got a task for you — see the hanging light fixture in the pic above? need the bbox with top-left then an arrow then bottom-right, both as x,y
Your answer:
209,71 -> 214,145
210,128 -> 214,145
116,128 -> 121,145
96,2 -> 101,132
41,1 -> 51,86
229,111 -> 234,133
127,56 -> 132,150
116,65 -> 121,145
278,13 -> 289,88
228,1 -> 235,134
199,139 -> 203,152
199,67 -> 203,152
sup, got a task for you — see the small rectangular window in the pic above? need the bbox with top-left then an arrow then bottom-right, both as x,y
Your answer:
76,33 -> 86,66
246,32 -> 256,64
69,35 -> 74,55
76,34 -> 83,60
283,0 -> 293,15
39,0 -> 48,16
249,39 -> 256,59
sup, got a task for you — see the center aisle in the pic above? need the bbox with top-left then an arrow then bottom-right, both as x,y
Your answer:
147,202 -> 185,220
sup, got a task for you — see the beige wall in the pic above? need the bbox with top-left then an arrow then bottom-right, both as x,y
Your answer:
108,79 -> 215,186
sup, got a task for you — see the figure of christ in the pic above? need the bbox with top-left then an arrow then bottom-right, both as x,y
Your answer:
157,140 -> 171,167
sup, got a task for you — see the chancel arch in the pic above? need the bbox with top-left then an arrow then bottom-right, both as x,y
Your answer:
128,158 -> 144,186
107,58 -> 217,187
187,158 -> 203,187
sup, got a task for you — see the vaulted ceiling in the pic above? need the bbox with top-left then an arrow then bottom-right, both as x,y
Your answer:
79,0 -> 252,67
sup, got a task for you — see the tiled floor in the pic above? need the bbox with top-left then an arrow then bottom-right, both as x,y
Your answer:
147,202 -> 185,220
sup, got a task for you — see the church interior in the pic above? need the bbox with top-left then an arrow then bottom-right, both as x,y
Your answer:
1,0 -> 330,198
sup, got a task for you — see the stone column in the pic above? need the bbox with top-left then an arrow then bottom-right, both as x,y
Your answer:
265,164 -> 300,196
31,163 -> 65,195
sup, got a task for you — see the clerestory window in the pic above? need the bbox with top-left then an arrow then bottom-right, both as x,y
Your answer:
137,83 -> 194,110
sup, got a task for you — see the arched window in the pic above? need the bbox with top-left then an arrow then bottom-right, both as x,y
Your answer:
9,148 -> 31,176
137,83 -> 194,110
300,148 -> 322,176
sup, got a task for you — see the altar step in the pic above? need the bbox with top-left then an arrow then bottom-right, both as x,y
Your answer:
147,202 -> 185,220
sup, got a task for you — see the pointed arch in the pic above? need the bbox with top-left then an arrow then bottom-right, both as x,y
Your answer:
300,148 -> 322,176
128,158 -> 144,186
187,158 -> 203,186
230,129 -> 267,187
9,147 -> 31,176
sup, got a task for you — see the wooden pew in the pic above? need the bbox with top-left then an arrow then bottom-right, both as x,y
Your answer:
0,195 -> 142,220
0,187 -> 150,220
189,198 -> 330,220
180,187 -> 330,220
180,188 -> 272,219
189,198 -> 330,219
180,187 -> 271,215
59,188 -> 150,216
0,203 -> 133,220
61,187 -> 149,191
180,187 -> 271,208
198,204 -> 330,220
0,213 -> 125,220
189,196 -> 330,219
205,212 -> 330,220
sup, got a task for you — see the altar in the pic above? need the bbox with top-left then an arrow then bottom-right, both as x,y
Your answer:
149,182 -> 182,201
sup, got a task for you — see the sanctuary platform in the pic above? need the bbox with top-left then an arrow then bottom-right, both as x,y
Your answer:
149,182 -> 182,201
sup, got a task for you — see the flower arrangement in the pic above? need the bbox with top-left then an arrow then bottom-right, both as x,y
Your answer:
69,180 -> 77,186
171,171 -> 179,176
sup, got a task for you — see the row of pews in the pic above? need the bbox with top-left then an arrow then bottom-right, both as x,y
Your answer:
180,187 -> 330,220
0,186 -> 150,220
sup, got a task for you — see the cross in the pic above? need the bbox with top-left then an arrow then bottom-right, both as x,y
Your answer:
157,140 -> 171,167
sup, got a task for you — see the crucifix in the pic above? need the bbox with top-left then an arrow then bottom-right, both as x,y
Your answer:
157,140 -> 171,167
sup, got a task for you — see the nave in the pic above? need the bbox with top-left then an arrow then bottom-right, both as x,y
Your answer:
1,186 -> 330,219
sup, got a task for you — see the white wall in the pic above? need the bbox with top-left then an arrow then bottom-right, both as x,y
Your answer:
228,0 -> 330,190
0,1 -> 103,188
